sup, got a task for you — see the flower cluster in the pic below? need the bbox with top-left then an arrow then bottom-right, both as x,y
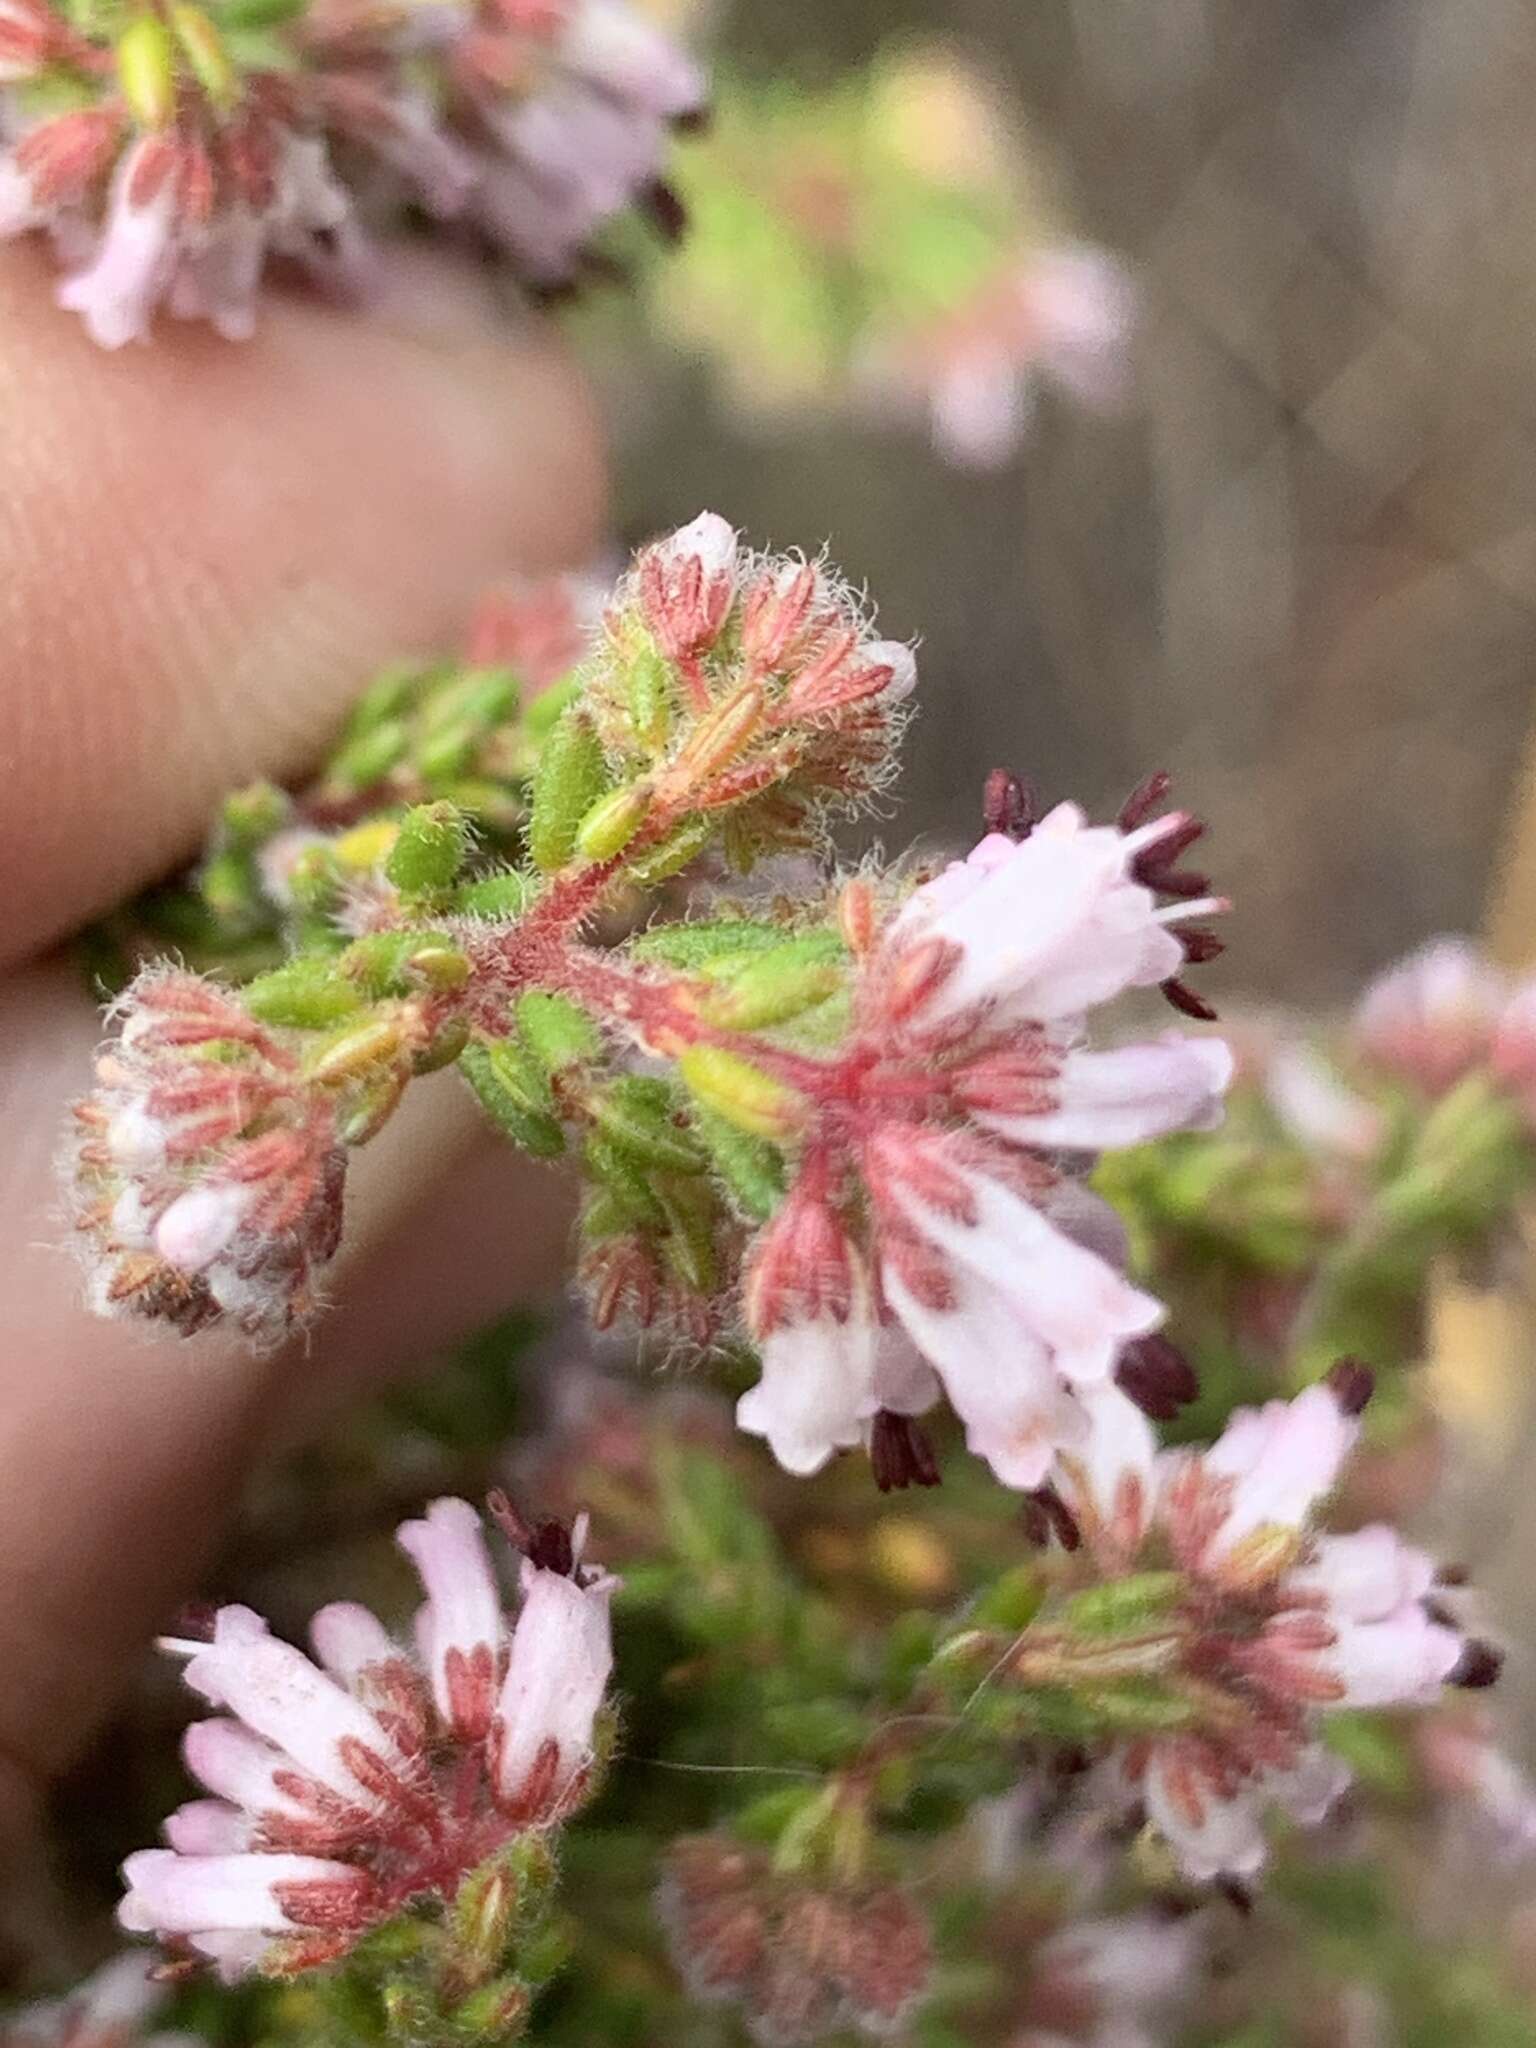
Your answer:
657,1834 -> 931,2046
0,0 -> 704,345
574,510 -> 918,860
0,1955 -> 183,2048
1353,935 -> 1536,1116
648,52 -> 1136,465
68,970 -> 350,1341
735,787 -> 1230,1485
994,1370 -> 1495,1883
119,1496 -> 614,1980
864,240 -> 1136,468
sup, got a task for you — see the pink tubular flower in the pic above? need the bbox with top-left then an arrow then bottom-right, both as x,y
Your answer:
868,241 -> 1136,469
67,970 -> 347,1342
117,1498 -> 614,1978
1015,1909 -> 1200,2048
314,0 -> 705,286
736,788 -> 1231,1489
1352,937 -> 1508,1096
4,103 -> 353,349
0,0 -> 702,343
1,1953 -> 187,2048
1047,1371 -> 1487,1883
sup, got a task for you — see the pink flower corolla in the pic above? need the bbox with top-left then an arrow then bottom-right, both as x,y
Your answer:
1353,938 -> 1509,1098
0,0 -> 702,343
867,242 -> 1136,469
1,1953 -> 189,2048
313,0 -> 705,286
67,970 -> 347,1342
1014,1909 -> 1201,2048
118,1497 -> 615,1978
1,105 -> 354,349
738,785 -> 1232,1489
463,567 -> 609,690
1047,1370 -> 1490,1883
1415,1702 -> 1536,1863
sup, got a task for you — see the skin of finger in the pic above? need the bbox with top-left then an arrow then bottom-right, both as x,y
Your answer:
0,239 -> 607,969
0,957 -> 575,1812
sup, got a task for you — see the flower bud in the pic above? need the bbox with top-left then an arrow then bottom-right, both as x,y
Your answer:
591,1075 -> 706,1173
170,4 -> 237,106
528,713 -> 610,872
677,1046 -> 809,1142
305,1015 -> 408,1084
244,961 -> 365,1030
385,802 -> 469,896
116,15 -> 176,129
516,991 -> 600,1074
459,1038 -> 566,1158
700,938 -> 844,1030
574,780 -> 654,861
662,683 -> 765,794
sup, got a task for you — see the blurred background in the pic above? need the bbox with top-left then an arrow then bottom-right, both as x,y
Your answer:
585,0 -> 1536,1004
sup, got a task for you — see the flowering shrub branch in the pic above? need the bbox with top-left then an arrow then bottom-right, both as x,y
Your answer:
36,513 -> 1536,2048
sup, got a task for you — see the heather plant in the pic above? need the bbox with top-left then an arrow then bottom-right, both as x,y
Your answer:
3,12 -> 1536,2045
22,510 -> 1536,2048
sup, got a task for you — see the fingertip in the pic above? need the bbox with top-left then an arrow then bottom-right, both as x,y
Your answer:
0,244 -> 608,967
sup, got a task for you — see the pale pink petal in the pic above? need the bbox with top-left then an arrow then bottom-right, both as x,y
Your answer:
309,1601 -> 396,1686
890,1164 -> 1163,1384
62,1952 -> 165,2033
883,1263 -> 1087,1489
177,1605 -> 402,1807
57,139 -> 179,349
118,1849 -> 332,1934
1293,1526 -> 1436,1623
396,1497 -> 505,1734
1354,937 -> 1505,1095
1263,1043 -> 1383,1160
1058,1379 -> 1158,1542
153,1183 -> 253,1274
927,351 -> 1029,469
856,639 -> 918,703
870,1325 -> 942,1416
1267,1743 -> 1351,1826
182,1719 -> 312,1820
658,509 -> 739,582
977,1035 -> 1233,1151
737,1312 -> 875,1475
1022,244 -> 1137,410
494,1566 -> 613,1818
1324,1606 -> 1463,1708
164,1799 -> 253,1855
560,0 -> 705,116
1143,1751 -> 1268,1881
1204,1385 -> 1357,1557
890,811 -> 1184,1028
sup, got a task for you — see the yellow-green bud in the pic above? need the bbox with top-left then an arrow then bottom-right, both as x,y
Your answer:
305,1015 -> 407,1084
117,14 -> 176,128
170,4 -> 236,105
244,961 -> 364,1030
575,780 -> 653,862
701,942 -> 843,1030
676,1045 -> 807,1142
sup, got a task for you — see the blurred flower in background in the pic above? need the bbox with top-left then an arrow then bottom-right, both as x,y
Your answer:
626,41 -> 1135,464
